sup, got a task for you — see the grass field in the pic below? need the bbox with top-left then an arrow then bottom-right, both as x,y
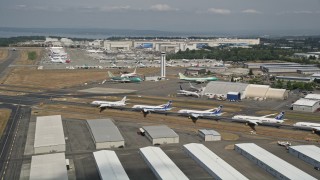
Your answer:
0,109 -> 11,136
0,49 -> 9,61
15,49 -> 42,65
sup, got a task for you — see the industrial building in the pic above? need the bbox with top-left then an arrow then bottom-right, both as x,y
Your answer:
275,76 -> 311,82
244,62 -> 298,69
261,65 -> 319,73
244,84 -> 288,100
235,143 -> 316,180
311,73 -> 320,80
304,94 -> 320,101
185,67 -> 207,76
139,146 -> 189,180
184,143 -> 248,180
103,41 -> 132,51
289,145 -> 320,168
142,125 -> 179,145
198,129 -> 221,141
87,119 -> 125,149
297,69 -> 320,74
34,115 -> 65,154
29,153 -> 68,180
93,150 -> 129,180
292,98 -> 320,112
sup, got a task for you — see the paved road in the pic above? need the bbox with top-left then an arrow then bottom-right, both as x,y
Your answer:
0,50 -> 18,79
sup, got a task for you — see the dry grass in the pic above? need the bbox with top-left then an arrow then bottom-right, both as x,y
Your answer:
0,109 -> 11,136
15,48 -> 43,65
0,49 -> 9,61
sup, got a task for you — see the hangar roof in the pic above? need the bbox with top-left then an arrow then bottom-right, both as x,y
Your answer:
87,119 -> 124,143
143,125 -> 178,139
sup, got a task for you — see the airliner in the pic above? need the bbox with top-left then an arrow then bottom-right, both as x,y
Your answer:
91,96 -> 127,112
177,105 -> 223,120
178,73 -> 218,83
231,112 -> 285,127
121,67 -> 138,78
108,71 -> 142,83
177,85 -> 202,98
132,100 -> 173,117
293,122 -> 320,134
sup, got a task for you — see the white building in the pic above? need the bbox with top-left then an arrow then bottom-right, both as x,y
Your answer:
184,143 -> 248,180
143,125 -> 179,145
235,143 -> 316,180
34,115 -> 65,154
139,146 -> 189,180
30,153 -> 68,180
289,145 -> 320,168
87,119 -> 125,149
93,150 -> 129,180
198,129 -> 221,141
292,98 -> 320,112
103,41 -> 132,51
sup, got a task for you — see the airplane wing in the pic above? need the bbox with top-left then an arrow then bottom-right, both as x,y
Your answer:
99,104 -> 111,108
190,113 -> 200,119
261,113 -> 277,118
312,127 -> 320,133
195,79 -> 206,83
246,120 -> 259,126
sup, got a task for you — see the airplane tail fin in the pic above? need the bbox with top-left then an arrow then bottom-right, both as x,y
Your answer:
180,85 -> 183,90
164,100 -> 173,110
189,82 -> 195,89
120,96 -> 127,103
108,71 -> 114,78
133,67 -> 137,74
179,73 -> 186,79
214,105 -> 223,114
275,111 -> 285,120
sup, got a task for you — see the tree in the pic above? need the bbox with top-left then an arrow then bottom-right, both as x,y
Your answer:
231,76 -> 234,82
248,69 -> 253,76
286,81 -> 293,90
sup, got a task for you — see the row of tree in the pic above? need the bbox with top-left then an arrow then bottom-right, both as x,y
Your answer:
271,80 -> 316,91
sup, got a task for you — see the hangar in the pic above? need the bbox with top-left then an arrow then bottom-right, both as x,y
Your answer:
87,119 -> 125,149
93,150 -> 129,180
34,115 -> 65,154
244,84 -> 288,100
289,145 -> 320,168
142,125 -> 179,145
204,81 -> 248,99
292,98 -> 320,112
235,143 -> 316,180
198,129 -> 221,141
30,153 -> 68,180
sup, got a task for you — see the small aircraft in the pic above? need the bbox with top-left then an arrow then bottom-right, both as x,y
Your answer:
177,105 -> 223,121
293,122 -> 320,134
121,67 -> 138,78
231,112 -> 286,131
91,96 -> 127,112
178,73 -> 218,83
132,100 -> 173,117
108,71 -> 142,83
177,85 -> 202,98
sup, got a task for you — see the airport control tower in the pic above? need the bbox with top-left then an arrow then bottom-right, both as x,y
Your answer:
161,52 -> 166,78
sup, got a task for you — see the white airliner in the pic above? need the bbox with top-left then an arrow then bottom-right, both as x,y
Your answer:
121,67 -> 138,77
91,96 -> 127,112
177,85 -> 201,98
132,100 -> 173,117
231,112 -> 285,127
293,122 -> 320,133
50,57 -> 68,63
178,105 -> 223,120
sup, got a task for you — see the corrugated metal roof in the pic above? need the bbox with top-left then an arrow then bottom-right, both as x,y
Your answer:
87,119 -> 124,143
293,98 -> 319,107
235,143 -> 316,180
34,115 -> 65,148
184,143 -> 248,180
199,129 -> 220,136
204,81 -> 248,95
139,146 -> 189,180
304,94 -> 320,101
289,145 -> 320,162
30,153 -> 68,180
93,150 -> 129,180
143,125 -> 178,139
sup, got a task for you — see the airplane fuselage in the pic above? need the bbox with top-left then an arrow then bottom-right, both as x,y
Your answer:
91,101 -> 125,107
293,122 -> 320,130
132,105 -> 171,111
178,109 -> 221,117
232,115 -> 284,125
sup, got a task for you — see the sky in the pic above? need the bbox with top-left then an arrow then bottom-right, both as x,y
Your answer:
0,0 -> 320,35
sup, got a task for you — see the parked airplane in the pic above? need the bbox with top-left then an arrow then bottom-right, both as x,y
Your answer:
177,105 -> 223,121
132,100 -> 173,117
50,57 -> 69,63
121,67 -> 138,78
108,71 -> 142,83
231,112 -> 285,130
178,73 -> 218,83
293,122 -> 320,134
177,85 -> 202,98
91,96 -> 127,112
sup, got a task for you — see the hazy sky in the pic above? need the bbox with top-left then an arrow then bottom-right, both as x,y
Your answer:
1,0 -> 320,34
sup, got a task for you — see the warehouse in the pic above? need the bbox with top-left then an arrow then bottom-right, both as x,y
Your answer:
297,69 -> 320,74
185,67 -> 206,76
34,115 -> 65,154
235,143 -> 316,180
29,153 -> 68,180
244,62 -> 298,69
184,143 -> 248,180
304,94 -> 320,101
143,125 -> 179,145
262,66 -> 320,73
93,150 -> 129,180
139,146 -> 189,180
275,76 -> 311,82
265,88 -> 289,100
198,129 -> 221,141
292,98 -> 320,112
244,84 -> 287,100
87,119 -> 125,149
204,81 -> 248,99
288,145 -> 320,168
